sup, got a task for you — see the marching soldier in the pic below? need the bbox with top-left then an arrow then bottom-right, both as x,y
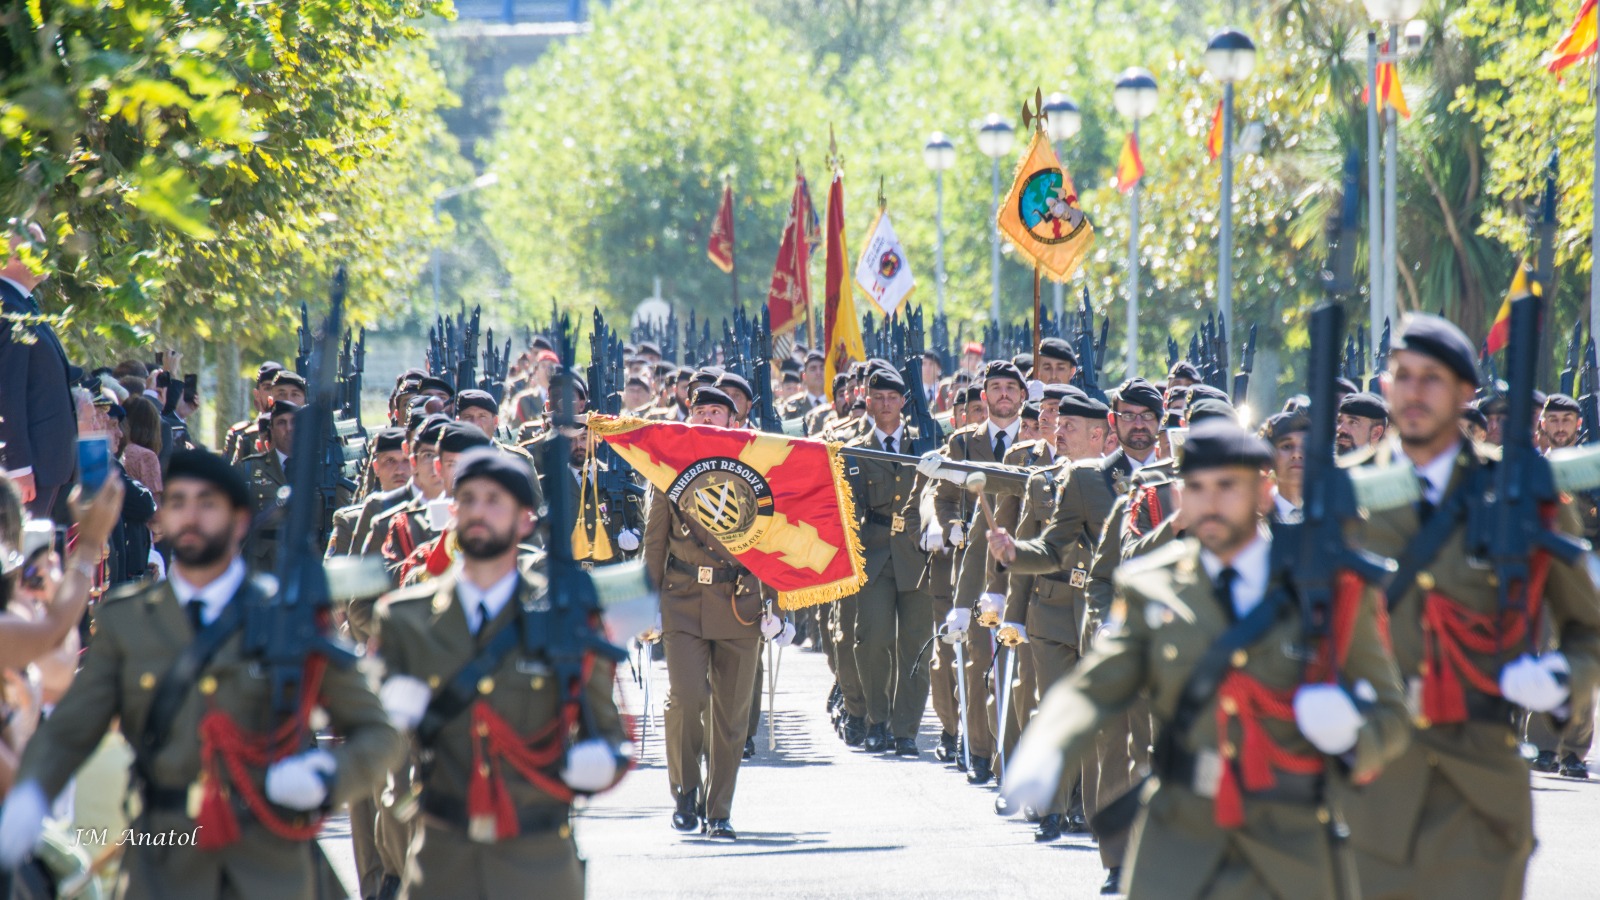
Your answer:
643,386 -> 764,840
223,362 -> 283,463
1001,420 -> 1411,900
374,449 -> 629,900
327,427 -> 414,557
0,450 -> 403,896
362,416 -> 451,563
780,351 -> 828,421
236,401 -> 295,572
1261,411 -> 1308,524
805,374 -> 852,436
1342,315 -> 1600,899
840,368 -> 931,756
1334,392 -> 1389,455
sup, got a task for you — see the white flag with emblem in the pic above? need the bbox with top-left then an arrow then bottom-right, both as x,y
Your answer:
854,209 -> 915,317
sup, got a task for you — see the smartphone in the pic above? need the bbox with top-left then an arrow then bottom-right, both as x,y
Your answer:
77,434 -> 112,495
184,373 -> 198,394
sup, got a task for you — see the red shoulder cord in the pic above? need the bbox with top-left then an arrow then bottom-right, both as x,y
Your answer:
1419,504 -> 1556,725
1211,569 -> 1369,829
1124,486 -> 1165,538
195,655 -> 330,850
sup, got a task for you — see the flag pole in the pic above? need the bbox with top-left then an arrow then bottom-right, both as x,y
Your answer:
1366,31 -> 1383,362
1591,58 -> 1600,345
1032,265 -> 1042,359
728,174 -> 739,310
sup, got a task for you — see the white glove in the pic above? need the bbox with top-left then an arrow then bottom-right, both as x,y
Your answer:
561,738 -> 625,792
949,521 -> 966,547
760,612 -> 784,640
380,675 -> 433,732
920,523 -> 947,553
998,622 -> 1029,647
977,593 -> 1004,628
1000,726 -> 1064,815
264,749 -> 337,811
0,781 -> 48,867
1500,653 -> 1570,714
916,450 -> 945,478
1293,684 -> 1364,755
942,607 -> 972,643
1027,379 -> 1045,402
932,467 -> 969,485
617,528 -> 641,552
775,621 -> 797,647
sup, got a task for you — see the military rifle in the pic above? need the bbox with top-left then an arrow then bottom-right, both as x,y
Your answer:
295,302 -> 312,377
1074,288 -> 1106,402
1232,323 -> 1256,406
751,307 -> 784,433
1583,338 -> 1600,445
1166,337 -> 1180,371
1560,321 -> 1582,397
900,306 -> 943,454
1367,318 -> 1391,392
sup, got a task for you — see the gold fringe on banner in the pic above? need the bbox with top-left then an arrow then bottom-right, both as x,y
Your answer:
773,438 -> 868,611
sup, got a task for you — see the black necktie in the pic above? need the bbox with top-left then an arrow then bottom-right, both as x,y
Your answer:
1416,474 -> 1436,522
993,431 -> 1007,459
884,435 -> 896,454
477,601 -> 492,635
1215,568 -> 1240,621
186,599 -> 206,633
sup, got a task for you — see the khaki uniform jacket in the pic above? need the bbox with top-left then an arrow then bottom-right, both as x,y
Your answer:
642,486 -> 763,640
1009,449 -> 1134,577
842,427 -> 926,586
803,402 -> 840,437
934,424 -> 1019,609
345,483 -> 414,558
1342,438 -> 1600,864
1029,538 -> 1411,900
780,393 -> 823,422
17,575 -> 402,900
375,571 -> 624,838
1088,460 -> 1179,636
999,458 -> 1082,647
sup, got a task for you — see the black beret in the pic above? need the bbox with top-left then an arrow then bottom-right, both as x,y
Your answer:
638,341 -> 662,357
417,375 -> 454,396
805,350 -> 826,365
531,336 -> 554,352
781,371 -> 802,384
1335,377 -> 1360,396
866,358 -> 896,375
271,370 -> 306,390
1460,406 -> 1489,430
1534,389 -> 1549,409
549,370 -> 588,399
1162,410 -> 1184,429
256,362 -> 284,384
1182,384 -> 1230,408
1262,411 -> 1310,443
1167,361 -> 1201,382
371,427 -> 406,454
867,368 -> 906,393
957,386 -> 982,406
779,357 -> 801,373
716,372 -> 753,401
922,350 -> 943,365
269,400 -> 299,420
980,360 -> 1027,389
1395,314 -> 1480,387
832,373 -> 850,390
1012,353 -> 1034,374
399,367 -> 427,382
166,449 -> 250,509
1339,391 -> 1389,421
1041,383 -> 1074,402
694,367 -> 721,386
690,386 -> 737,414
416,414 -> 452,447
1184,397 -> 1236,425
1115,378 -> 1164,415
653,362 -> 675,380
627,375 -> 652,390
456,389 -> 499,416
437,422 -> 492,454
1178,420 -> 1274,474
1037,337 -> 1078,365
1020,402 -> 1041,421
452,448 -> 537,510
1058,390 -> 1109,419
1478,395 -> 1509,416
1544,393 -> 1581,415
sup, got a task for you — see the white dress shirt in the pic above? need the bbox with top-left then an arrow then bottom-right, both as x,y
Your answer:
457,568 -> 520,634
1272,489 -> 1303,523
1412,440 -> 1461,506
169,557 -> 248,627
873,423 -> 906,452
1126,448 -> 1159,475
985,419 -> 1022,457
1199,535 -> 1271,618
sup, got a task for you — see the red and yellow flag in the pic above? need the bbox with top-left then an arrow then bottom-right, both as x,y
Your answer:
1485,262 -> 1534,356
996,129 -> 1094,282
1363,47 -> 1411,119
1206,100 -> 1224,163
1550,0 -> 1599,73
1116,133 -> 1145,194
822,171 -> 865,397
589,416 -> 866,609
707,183 -> 735,273
766,173 -> 812,339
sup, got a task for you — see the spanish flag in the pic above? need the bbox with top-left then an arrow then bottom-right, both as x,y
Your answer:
1364,47 -> 1411,119
589,416 -> 867,609
1116,132 -> 1145,194
1206,100 -> 1224,163
822,170 -> 866,397
1550,0 -> 1599,74
996,130 -> 1095,282
707,183 -> 735,273
1485,262 -> 1533,356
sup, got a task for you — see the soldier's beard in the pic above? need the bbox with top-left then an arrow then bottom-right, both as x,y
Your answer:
172,530 -> 232,567
458,522 -> 518,560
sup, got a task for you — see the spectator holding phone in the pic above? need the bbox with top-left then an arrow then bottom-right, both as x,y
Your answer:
119,396 -> 164,504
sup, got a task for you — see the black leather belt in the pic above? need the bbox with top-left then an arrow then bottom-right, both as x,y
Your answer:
1039,571 -> 1078,584
1443,692 -> 1517,728
423,795 -> 570,835
1167,748 -> 1324,805
667,556 -> 738,584
142,785 -> 188,811
862,511 -> 894,527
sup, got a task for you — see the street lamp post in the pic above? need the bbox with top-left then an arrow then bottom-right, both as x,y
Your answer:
923,132 -> 957,317
430,171 -> 500,322
977,114 -> 1016,329
1205,27 -> 1257,371
1114,68 -> 1158,378
1363,0 -> 1425,330
1042,93 -> 1082,329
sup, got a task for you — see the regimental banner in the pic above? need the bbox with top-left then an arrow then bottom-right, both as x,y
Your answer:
1549,0 -> 1598,73
588,416 -> 867,609
854,208 -> 915,317
997,129 -> 1095,283
767,172 -> 813,338
707,183 -> 735,273
823,171 -> 865,398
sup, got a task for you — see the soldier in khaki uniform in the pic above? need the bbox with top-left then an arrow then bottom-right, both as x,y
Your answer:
327,427 -> 414,558
805,373 -> 852,436
236,401 -> 295,572
222,362 -> 284,464
1342,316 -> 1600,900
1001,420 -> 1412,900
780,351 -> 828,422
840,368 -> 931,756
374,449 -> 628,900
643,386 -> 763,840
0,450 -> 403,898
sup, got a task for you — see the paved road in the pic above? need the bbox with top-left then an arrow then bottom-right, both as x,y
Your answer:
323,642 -> 1600,898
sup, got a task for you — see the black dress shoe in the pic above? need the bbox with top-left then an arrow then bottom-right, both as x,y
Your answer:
1067,811 -> 1090,833
1034,813 -> 1063,842
934,730 -> 958,762
1101,867 -> 1121,895
705,818 -> 737,840
671,792 -> 700,832
1531,749 -> 1559,773
894,737 -> 919,757
376,874 -> 402,900
863,722 -> 889,752
993,795 -> 1012,816
1560,752 -> 1590,779
953,738 -> 969,772
842,714 -> 867,747
743,737 -> 756,759
827,683 -> 842,715
966,755 -> 994,785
